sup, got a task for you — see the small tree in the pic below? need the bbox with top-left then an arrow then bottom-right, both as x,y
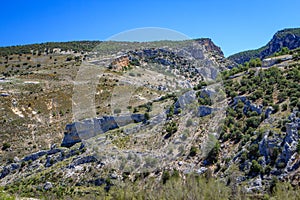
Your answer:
144,112 -> 150,120
2,142 -> 11,151
189,146 -> 198,157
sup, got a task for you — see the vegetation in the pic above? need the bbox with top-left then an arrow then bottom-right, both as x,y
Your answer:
228,28 -> 300,64
0,41 -> 101,56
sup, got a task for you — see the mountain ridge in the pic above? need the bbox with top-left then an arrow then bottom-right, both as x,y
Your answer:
228,28 -> 300,64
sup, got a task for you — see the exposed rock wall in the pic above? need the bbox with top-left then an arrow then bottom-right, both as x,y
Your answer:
61,114 -> 146,147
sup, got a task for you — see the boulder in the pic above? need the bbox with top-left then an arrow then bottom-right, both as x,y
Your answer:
68,156 -> 97,168
44,182 -> 53,191
197,106 -> 213,117
265,106 -> 274,118
196,167 -> 207,175
174,90 -> 196,113
0,163 -> 20,179
22,150 -> 47,162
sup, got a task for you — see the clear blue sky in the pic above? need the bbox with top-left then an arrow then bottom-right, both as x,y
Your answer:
1,0 -> 299,56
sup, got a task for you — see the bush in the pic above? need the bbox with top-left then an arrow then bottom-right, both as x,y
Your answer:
250,160 -> 263,174
189,146 -> 198,157
297,141 -> 300,154
164,121 -> 178,139
186,119 -> 193,127
144,112 -> 150,120
246,116 -> 261,129
248,144 -> 259,158
281,103 -> 288,111
2,142 -> 11,151
162,171 -> 170,184
206,140 -> 220,164
273,104 -> 279,113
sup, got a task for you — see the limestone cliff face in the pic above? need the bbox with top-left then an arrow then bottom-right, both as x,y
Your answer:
109,55 -> 130,71
229,28 -> 300,64
195,38 -> 224,57
61,114 -> 146,147
260,29 -> 300,59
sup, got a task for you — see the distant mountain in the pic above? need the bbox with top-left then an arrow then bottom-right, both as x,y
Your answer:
0,41 -> 102,56
228,28 -> 300,64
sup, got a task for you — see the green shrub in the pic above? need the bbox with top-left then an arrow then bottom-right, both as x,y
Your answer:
250,160 -> 263,174
144,112 -> 150,120
189,146 -> 198,157
162,171 -> 170,184
2,142 -> 11,151
281,103 -> 288,111
186,119 -> 193,127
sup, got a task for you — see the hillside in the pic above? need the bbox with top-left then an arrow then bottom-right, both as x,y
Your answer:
228,28 -> 300,64
0,37 -> 300,199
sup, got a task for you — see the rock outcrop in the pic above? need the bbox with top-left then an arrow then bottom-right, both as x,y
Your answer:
258,111 -> 300,174
61,114 -> 146,147
229,28 -> 300,64
232,96 -> 263,115
109,55 -> 130,71
197,106 -> 214,117
278,111 -> 300,170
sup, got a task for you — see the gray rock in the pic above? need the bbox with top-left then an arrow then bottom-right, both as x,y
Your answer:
51,143 -> 57,150
197,106 -> 213,117
174,90 -> 196,112
196,167 -> 207,175
68,156 -> 97,168
61,114 -> 146,147
232,96 -> 263,115
199,88 -> 216,98
22,150 -> 47,162
44,182 -> 53,191
253,177 -> 262,187
110,172 -> 119,179
13,156 -> 20,162
47,148 -> 61,156
0,163 -> 20,179
278,111 -> 300,165
259,132 -> 281,160
265,106 -> 274,118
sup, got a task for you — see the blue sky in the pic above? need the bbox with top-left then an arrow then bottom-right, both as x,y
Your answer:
1,0 -> 299,56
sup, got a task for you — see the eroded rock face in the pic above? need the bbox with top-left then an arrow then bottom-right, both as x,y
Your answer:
68,156 -> 97,169
22,150 -> 48,162
0,163 -> 20,179
258,111 -> 300,173
61,114 -> 146,147
265,106 -> 274,119
109,55 -> 130,71
232,96 -> 263,115
197,106 -> 213,117
195,38 -> 224,57
174,90 -> 196,113
278,111 -> 300,167
229,28 -> 300,64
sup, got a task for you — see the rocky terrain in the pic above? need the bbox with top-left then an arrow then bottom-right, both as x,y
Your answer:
0,33 -> 300,199
228,28 -> 300,64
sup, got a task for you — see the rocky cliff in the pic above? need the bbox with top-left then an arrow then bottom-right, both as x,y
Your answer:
61,114 -> 146,147
228,28 -> 300,64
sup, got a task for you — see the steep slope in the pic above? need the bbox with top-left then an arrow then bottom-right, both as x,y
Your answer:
1,38 -> 300,199
228,28 -> 300,64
